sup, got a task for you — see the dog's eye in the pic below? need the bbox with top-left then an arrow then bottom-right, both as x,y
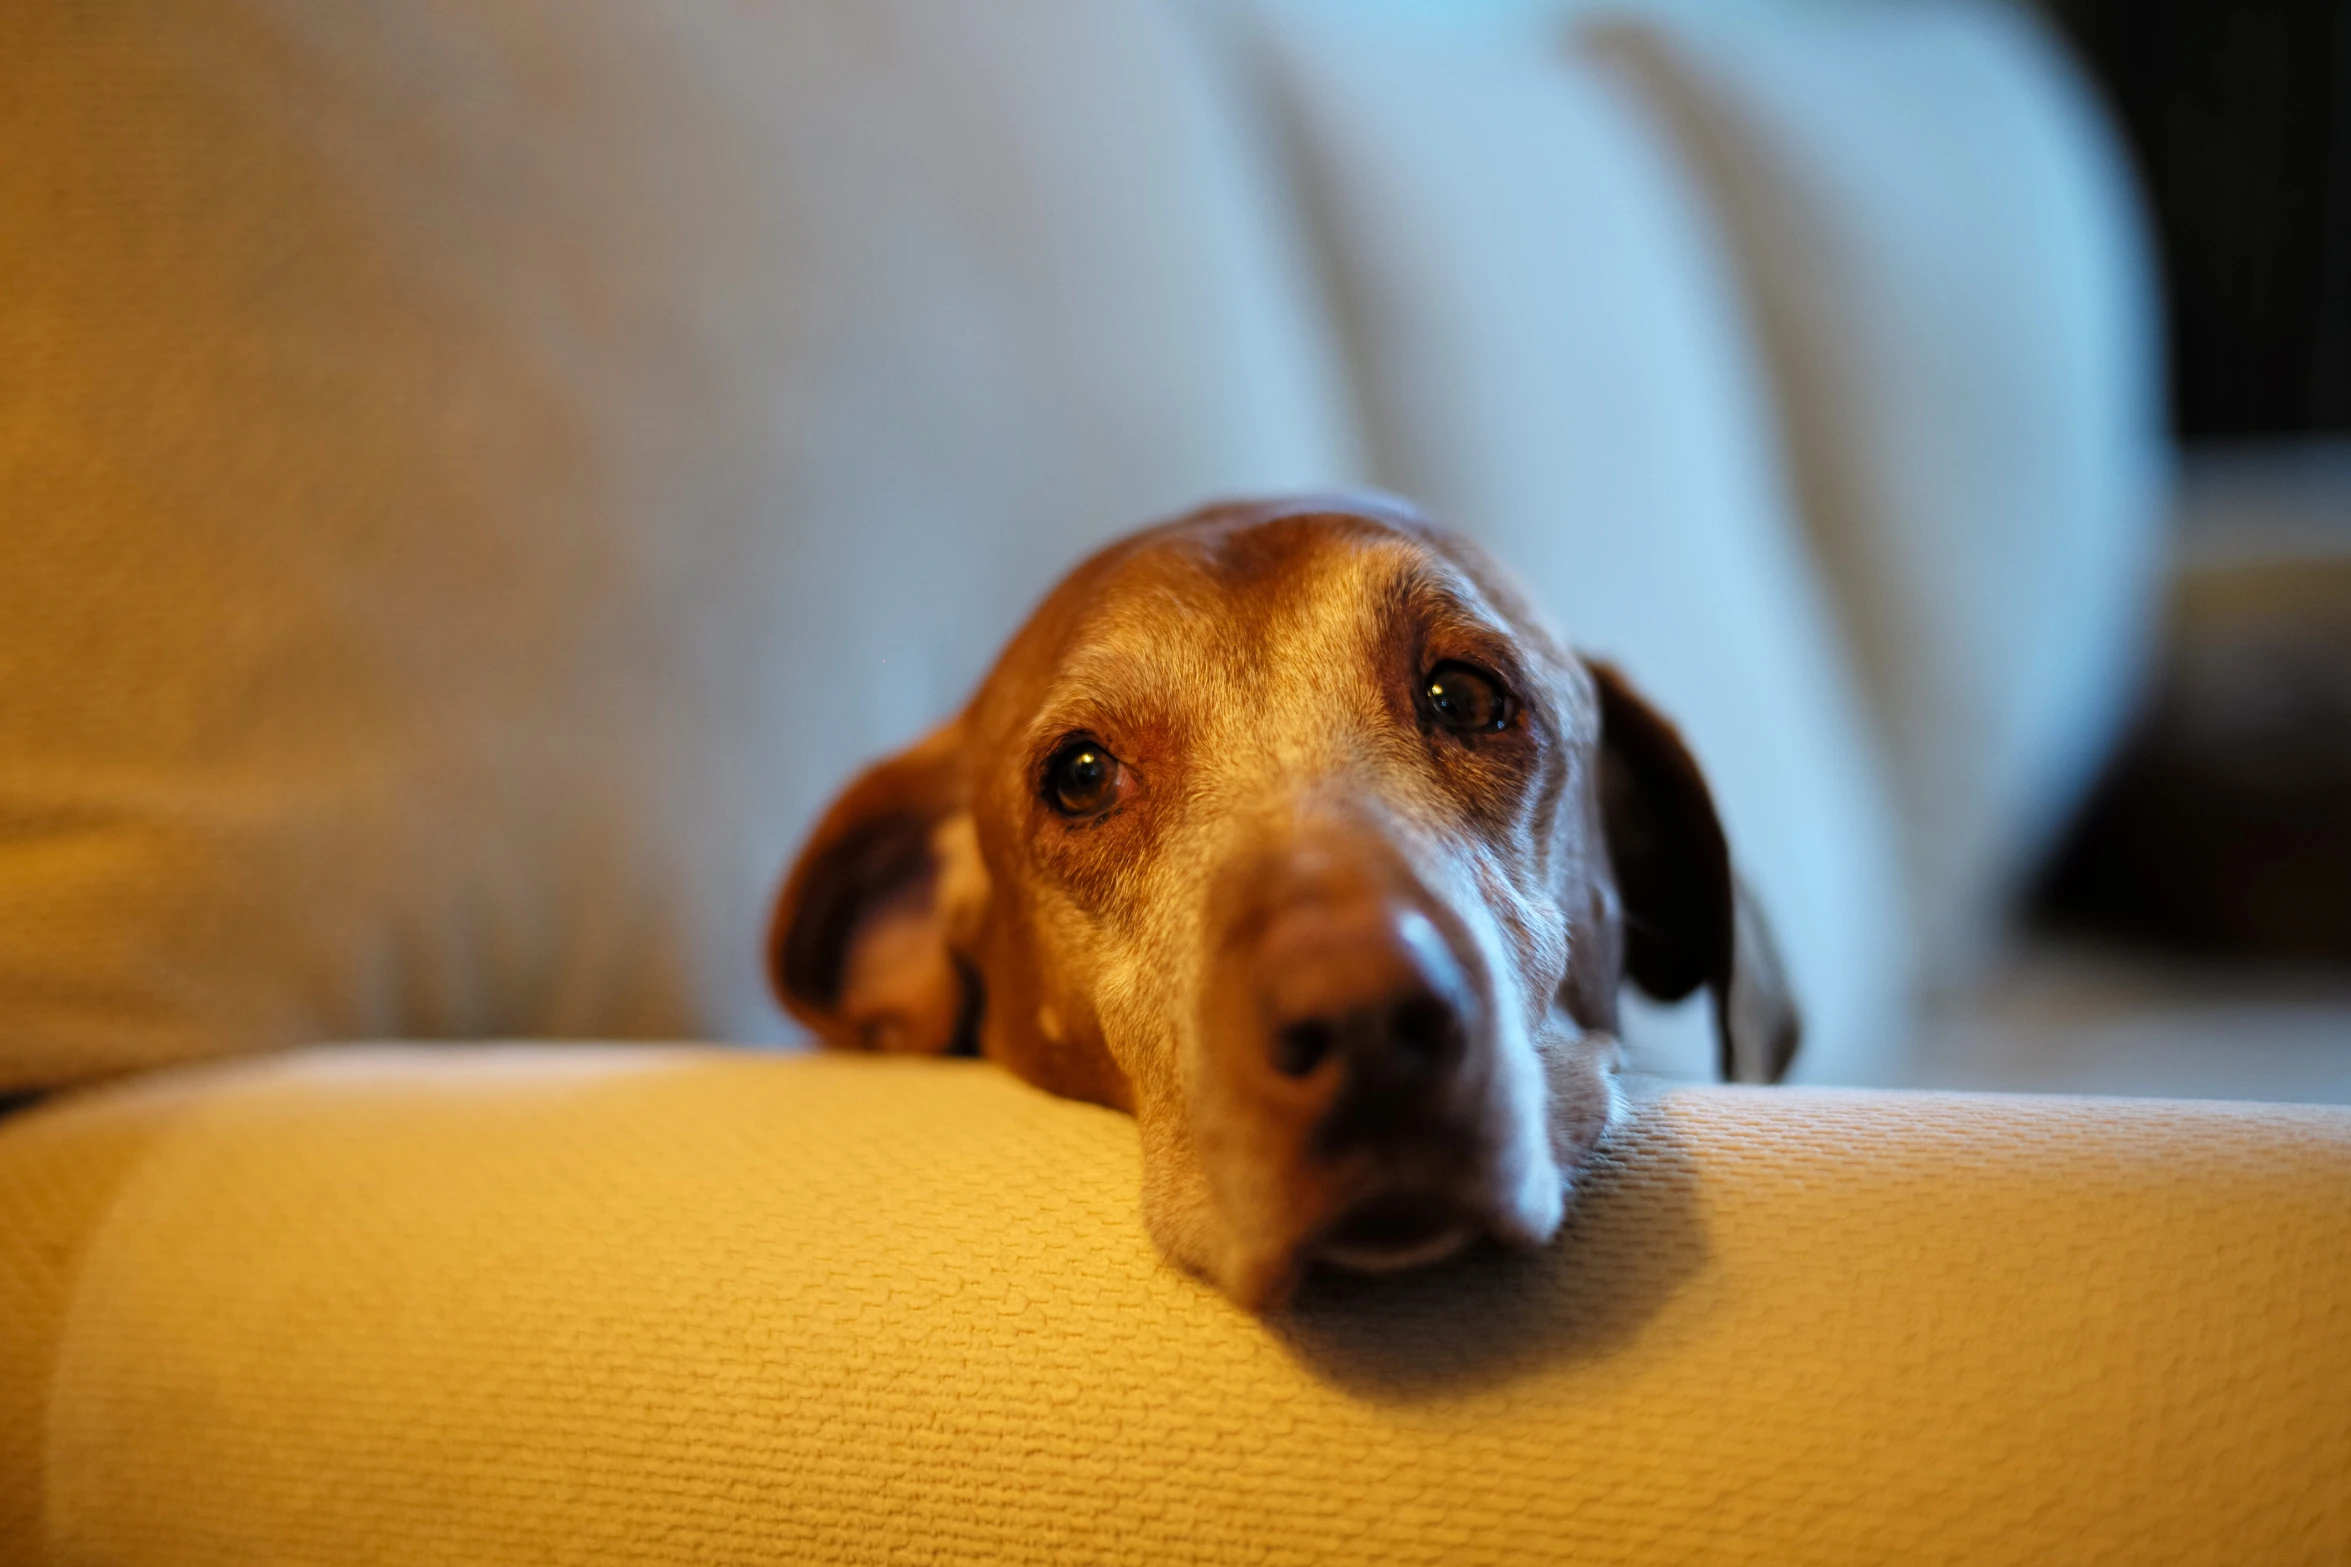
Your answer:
1044,739 -> 1123,817
1424,663 -> 1512,734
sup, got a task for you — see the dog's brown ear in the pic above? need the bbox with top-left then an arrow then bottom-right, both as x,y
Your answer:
1589,662 -> 1800,1084
768,721 -> 990,1056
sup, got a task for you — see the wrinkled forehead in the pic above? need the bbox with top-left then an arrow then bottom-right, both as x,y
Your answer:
1002,513 -> 1583,749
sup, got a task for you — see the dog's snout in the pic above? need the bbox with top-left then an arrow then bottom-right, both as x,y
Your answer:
1255,898 -> 1476,1099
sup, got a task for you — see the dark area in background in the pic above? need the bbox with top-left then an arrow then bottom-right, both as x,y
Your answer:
2047,0 -> 2351,439
2039,554 -> 2351,960
2037,0 -> 2351,963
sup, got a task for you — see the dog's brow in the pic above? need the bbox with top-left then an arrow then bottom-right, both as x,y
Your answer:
1026,641 -> 1194,758
1388,554 -> 1493,628
1025,537 -> 1541,755
1387,562 -> 1535,693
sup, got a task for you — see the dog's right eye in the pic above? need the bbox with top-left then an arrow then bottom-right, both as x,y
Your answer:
1044,739 -> 1123,817
1423,662 -> 1514,735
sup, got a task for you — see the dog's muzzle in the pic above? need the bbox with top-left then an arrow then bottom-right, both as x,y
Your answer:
1202,843 -> 1525,1275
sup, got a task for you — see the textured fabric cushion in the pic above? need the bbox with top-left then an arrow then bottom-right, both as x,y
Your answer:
1261,22 -> 1912,1082
1590,1 -> 2169,979
5,1048 -> 2346,1563
0,0 -> 1354,1090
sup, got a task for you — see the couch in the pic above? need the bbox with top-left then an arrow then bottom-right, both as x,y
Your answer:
6,0 -> 2344,1559
7,1049 -> 2348,1562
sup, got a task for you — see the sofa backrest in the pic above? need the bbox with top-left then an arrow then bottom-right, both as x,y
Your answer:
1,0 -> 1354,1086
1,0 -> 2159,1088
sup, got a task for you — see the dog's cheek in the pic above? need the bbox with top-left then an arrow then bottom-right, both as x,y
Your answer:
1395,838 -> 1570,1248
972,880 -> 1129,1110
1462,877 -> 1580,1247
1541,1027 -> 1625,1175
1135,1108 -> 1224,1277
1133,1097 -> 1304,1309
1071,903 -> 1190,1091
1101,857 -> 1313,1309
1482,861 -> 1574,1036
1097,822 -> 1226,1091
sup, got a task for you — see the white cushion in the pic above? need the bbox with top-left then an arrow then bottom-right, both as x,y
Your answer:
0,0 -> 1355,1087
1261,19 -> 1914,1082
1590,1 -> 2170,978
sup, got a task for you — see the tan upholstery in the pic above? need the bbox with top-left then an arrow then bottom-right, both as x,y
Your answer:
5,1049 -> 2345,1563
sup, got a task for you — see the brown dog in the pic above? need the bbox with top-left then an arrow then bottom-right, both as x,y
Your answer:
770,495 -> 1796,1309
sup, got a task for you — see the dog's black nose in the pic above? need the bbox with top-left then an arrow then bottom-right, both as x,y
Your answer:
1255,898 -> 1477,1135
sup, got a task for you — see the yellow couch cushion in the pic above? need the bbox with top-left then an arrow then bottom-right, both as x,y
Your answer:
4,1049 -> 2347,1563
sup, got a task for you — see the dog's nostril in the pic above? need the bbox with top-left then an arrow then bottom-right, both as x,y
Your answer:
1387,994 -> 1461,1068
1274,1019 -> 1338,1078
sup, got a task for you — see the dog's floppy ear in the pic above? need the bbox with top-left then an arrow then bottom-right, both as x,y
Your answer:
768,721 -> 990,1056
1589,661 -> 1800,1084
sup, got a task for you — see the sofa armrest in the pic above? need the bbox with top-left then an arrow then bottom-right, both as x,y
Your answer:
5,1047 -> 2345,1563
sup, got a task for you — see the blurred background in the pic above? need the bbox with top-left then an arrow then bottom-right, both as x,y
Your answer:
3,0 -> 2346,1102
1938,0 -> 2351,1098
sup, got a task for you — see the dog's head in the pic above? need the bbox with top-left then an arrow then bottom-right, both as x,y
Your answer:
771,496 -> 1795,1307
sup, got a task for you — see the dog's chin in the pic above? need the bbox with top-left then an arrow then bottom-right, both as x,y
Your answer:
1179,1136 -> 1570,1310
1312,1189 -> 1478,1274
1317,1228 -> 1475,1274
1306,1157 -> 1570,1276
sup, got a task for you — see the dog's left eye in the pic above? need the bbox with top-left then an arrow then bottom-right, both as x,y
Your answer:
1044,739 -> 1123,817
1424,662 -> 1513,734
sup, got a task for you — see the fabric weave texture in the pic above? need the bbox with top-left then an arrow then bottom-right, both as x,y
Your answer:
5,1049 -> 2345,1564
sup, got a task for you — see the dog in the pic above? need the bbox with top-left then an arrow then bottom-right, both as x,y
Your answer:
769,494 -> 1796,1310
